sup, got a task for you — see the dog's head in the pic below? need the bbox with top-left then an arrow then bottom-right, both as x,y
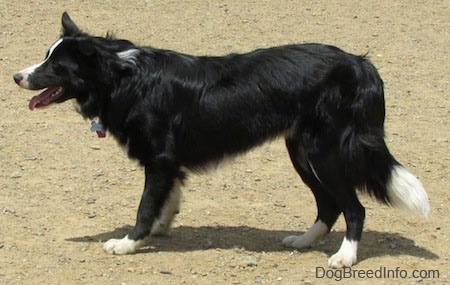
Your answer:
13,12 -> 137,119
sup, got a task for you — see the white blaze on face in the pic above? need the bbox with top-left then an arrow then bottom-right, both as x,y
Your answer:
17,38 -> 64,89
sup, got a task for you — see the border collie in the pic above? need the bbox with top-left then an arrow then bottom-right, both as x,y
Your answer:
13,12 -> 429,268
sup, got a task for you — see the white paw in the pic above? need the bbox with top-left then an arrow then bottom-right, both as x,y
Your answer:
103,235 -> 143,255
282,234 -> 314,248
282,220 -> 328,249
328,251 -> 357,268
328,238 -> 358,268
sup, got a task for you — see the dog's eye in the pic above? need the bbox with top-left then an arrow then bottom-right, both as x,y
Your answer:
54,64 -> 66,74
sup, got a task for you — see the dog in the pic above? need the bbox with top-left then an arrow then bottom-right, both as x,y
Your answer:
13,12 -> 429,268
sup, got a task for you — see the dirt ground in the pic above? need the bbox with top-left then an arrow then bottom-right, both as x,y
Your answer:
0,1 -> 448,284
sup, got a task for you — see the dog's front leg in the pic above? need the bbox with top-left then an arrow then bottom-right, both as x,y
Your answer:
103,163 -> 180,254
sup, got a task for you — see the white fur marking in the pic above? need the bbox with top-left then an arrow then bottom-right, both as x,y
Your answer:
47,38 -> 64,58
307,159 -> 323,184
328,238 -> 358,268
72,101 -> 82,114
103,234 -> 144,255
388,165 -> 430,217
18,39 -> 64,88
120,140 -> 130,156
117,49 -> 139,63
282,220 -> 328,248
151,179 -> 182,235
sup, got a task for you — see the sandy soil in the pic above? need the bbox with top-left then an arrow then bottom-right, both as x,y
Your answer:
1,1 -> 448,284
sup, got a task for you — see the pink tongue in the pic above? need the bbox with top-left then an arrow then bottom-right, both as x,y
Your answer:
29,87 -> 60,110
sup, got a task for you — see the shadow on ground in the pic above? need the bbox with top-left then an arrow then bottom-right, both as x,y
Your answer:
67,225 -> 439,263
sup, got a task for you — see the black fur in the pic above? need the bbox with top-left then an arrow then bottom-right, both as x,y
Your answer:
14,12 -> 413,265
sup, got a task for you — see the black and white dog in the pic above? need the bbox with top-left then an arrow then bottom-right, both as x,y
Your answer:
14,13 -> 429,268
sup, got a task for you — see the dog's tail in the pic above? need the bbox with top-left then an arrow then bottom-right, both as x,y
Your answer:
334,56 -> 430,217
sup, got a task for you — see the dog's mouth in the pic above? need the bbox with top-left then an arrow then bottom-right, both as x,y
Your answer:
29,86 -> 64,110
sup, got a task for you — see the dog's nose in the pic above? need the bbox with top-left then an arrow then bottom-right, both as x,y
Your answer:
13,73 -> 23,84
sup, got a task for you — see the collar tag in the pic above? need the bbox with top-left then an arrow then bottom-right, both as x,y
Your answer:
91,121 -> 106,138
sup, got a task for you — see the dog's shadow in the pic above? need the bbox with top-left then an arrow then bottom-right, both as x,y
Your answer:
67,225 -> 438,263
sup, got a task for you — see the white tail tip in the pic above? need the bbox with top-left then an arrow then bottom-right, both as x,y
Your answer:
387,165 -> 430,217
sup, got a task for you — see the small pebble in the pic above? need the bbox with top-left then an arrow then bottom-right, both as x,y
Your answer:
86,197 -> 96,204
3,207 -> 16,214
238,256 -> 258,268
255,277 -> 265,283
160,269 -> 172,275
90,145 -> 101,150
10,171 -> 22,178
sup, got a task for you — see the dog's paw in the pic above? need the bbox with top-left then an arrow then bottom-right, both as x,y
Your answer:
103,235 -> 143,255
327,238 -> 358,268
150,220 -> 171,236
328,251 -> 357,268
282,234 -> 315,248
282,220 -> 328,249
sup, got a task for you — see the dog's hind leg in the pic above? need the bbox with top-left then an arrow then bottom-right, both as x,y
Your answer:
284,137 -> 366,267
282,139 -> 341,249
103,163 -> 181,255
306,152 -> 365,268
326,191 -> 364,268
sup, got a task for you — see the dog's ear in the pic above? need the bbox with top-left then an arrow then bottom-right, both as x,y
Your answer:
61,12 -> 84,37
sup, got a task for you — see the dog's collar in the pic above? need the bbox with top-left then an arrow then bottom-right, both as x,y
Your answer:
90,120 -> 106,138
